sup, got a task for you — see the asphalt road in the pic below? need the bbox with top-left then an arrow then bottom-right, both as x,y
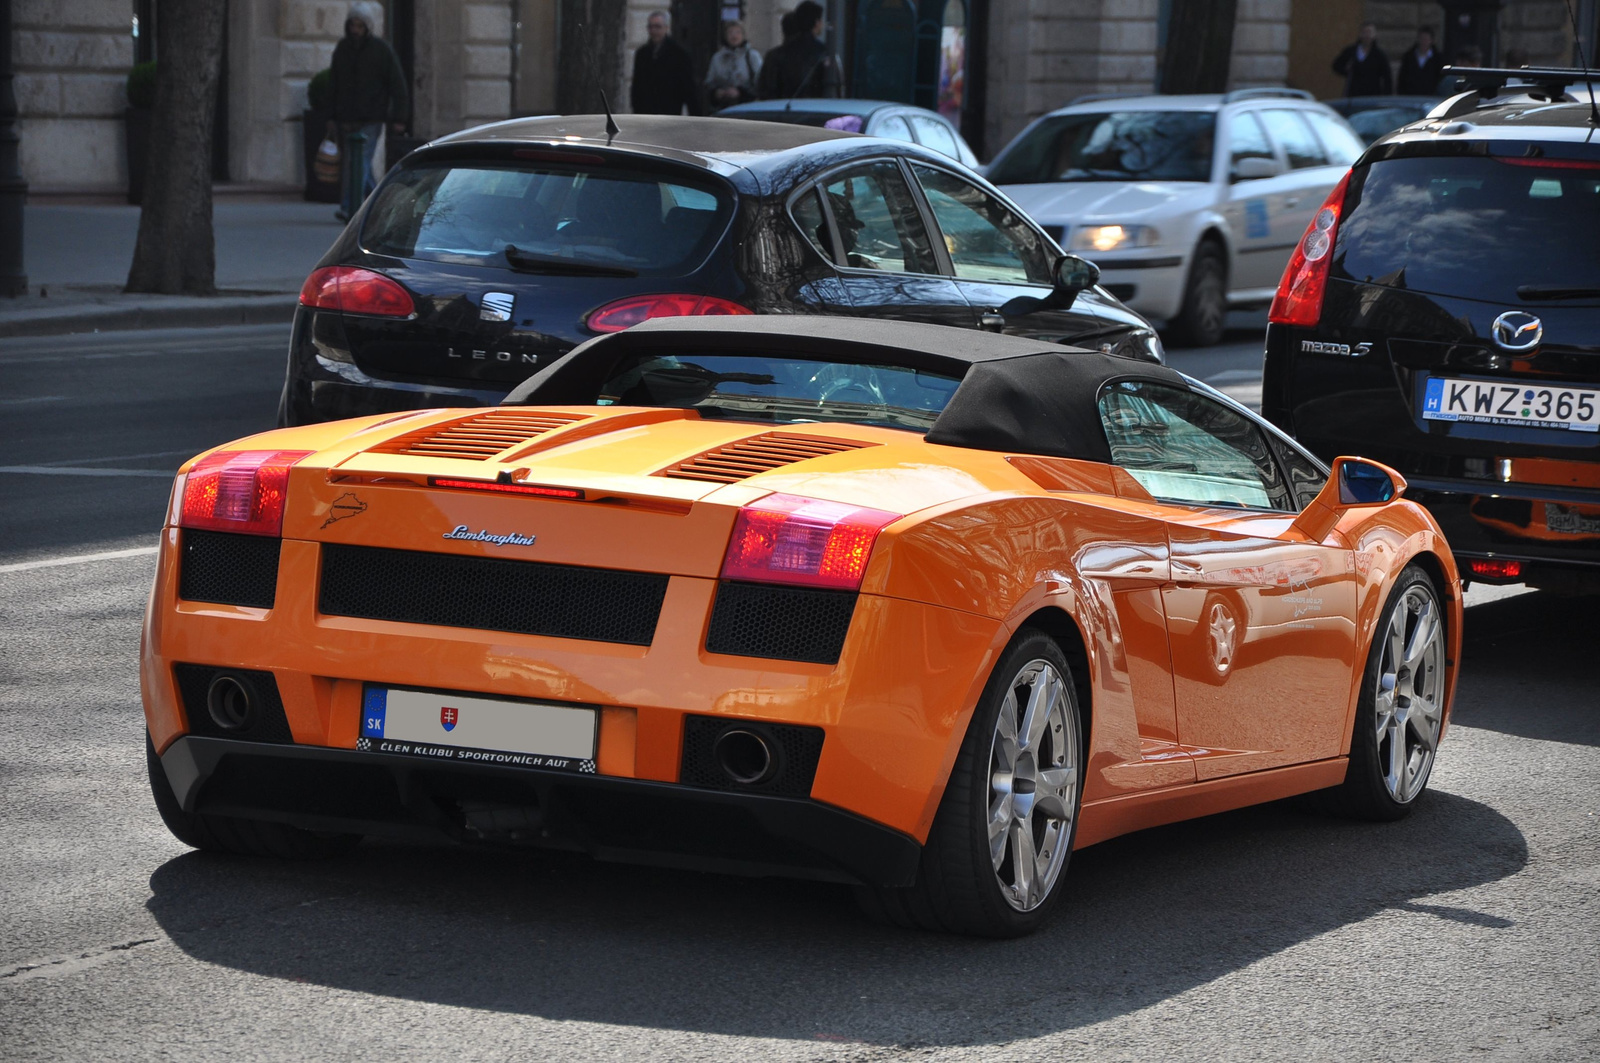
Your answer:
1,324 -> 1596,1061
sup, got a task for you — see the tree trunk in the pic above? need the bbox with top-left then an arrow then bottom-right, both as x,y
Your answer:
556,0 -> 628,114
125,0 -> 225,295
1160,0 -> 1239,95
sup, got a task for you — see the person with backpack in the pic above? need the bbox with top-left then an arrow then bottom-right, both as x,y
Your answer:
705,21 -> 764,111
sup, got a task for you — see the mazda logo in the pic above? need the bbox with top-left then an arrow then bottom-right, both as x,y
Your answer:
1491,311 -> 1543,352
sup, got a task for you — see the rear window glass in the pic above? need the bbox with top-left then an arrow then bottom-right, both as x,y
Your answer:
362,163 -> 733,275
1335,155 -> 1600,302
988,111 -> 1217,184
598,354 -> 962,430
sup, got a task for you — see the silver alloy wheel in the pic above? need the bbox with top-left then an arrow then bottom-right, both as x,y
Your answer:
1375,583 -> 1446,803
987,658 -> 1079,912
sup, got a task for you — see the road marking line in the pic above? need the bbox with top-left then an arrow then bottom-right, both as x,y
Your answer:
2,937 -> 169,982
0,395 -> 66,406
0,546 -> 159,573
36,449 -> 194,467
0,465 -> 173,478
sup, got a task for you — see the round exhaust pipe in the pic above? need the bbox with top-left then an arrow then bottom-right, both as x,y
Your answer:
206,673 -> 255,732
713,728 -> 778,786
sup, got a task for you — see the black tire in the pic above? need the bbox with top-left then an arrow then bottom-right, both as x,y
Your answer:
856,630 -> 1085,938
1309,565 -> 1448,821
146,732 -> 361,858
1169,241 -> 1228,347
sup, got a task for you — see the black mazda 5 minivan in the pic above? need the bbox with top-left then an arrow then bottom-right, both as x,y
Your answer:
1264,68 -> 1600,587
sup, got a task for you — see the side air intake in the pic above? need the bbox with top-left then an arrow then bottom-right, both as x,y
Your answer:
659,433 -> 875,484
373,410 -> 588,460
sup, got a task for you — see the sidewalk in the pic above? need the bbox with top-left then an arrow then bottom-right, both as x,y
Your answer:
0,200 -> 346,338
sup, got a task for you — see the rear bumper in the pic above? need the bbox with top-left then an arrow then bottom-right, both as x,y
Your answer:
158,735 -> 922,886
284,355 -> 509,425
1406,477 -> 1600,573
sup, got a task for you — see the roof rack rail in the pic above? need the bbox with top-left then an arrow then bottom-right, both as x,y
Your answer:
1220,87 -> 1315,103
1067,91 -> 1149,106
1438,64 -> 1599,98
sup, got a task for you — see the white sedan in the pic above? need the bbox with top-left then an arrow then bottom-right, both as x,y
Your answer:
988,90 -> 1364,346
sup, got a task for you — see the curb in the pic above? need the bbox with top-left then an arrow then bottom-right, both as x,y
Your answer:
0,295 -> 299,339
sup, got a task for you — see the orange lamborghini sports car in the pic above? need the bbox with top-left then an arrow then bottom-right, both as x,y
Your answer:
142,317 -> 1462,937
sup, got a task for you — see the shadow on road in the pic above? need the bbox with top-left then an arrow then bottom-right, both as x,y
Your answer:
145,789 -> 1525,1046
1455,590 -> 1600,748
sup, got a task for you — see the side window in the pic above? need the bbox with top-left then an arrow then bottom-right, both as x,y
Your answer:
790,187 -> 837,264
1269,435 -> 1330,511
1260,110 -> 1329,170
1227,111 -> 1276,178
911,165 -> 1054,285
821,162 -> 938,274
1302,110 -> 1365,168
1097,381 -> 1295,511
874,114 -> 915,144
909,115 -> 961,159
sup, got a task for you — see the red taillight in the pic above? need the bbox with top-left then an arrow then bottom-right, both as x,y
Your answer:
179,450 -> 313,537
1468,558 -> 1524,580
430,477 -> 585,500
1269,171 -> 1352,328
298,266 -> 415,317
721,493 -> 899,591
587,294 -> 752,333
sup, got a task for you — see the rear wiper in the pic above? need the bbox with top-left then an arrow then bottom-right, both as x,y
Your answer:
504,245 -> 637,278
1517,284 -> 1600,301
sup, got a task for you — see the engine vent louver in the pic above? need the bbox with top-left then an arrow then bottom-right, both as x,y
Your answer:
374,410 -> 587,460
659,433 -> 874,484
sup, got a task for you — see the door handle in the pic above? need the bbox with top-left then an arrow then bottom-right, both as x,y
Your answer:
979,312 -> 1006,332
1284,196 -> 1301,208
1172,558 -> 1205,576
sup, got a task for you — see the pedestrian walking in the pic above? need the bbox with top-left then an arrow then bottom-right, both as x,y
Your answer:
326,1 -> 408,219
1332,22 -> 1393,97
705,21 -> 764,111
630,11 -> 701,116
1397,27 -> 1445,96
758,2 -> 842,100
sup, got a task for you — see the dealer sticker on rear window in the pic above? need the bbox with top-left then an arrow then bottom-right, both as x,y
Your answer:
1423,377 -> 1600,433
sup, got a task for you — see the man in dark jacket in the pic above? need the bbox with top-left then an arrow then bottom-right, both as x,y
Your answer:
631,11 -> 701,115
1396,27 -> 1445,95
758,2 -> 842,100
326,1 -> 408,213
1333,22 -> 1393,97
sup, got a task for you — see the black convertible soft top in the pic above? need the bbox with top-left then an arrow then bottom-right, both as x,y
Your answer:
507,316 -> 1187,464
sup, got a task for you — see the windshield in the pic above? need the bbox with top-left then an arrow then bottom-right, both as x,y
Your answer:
361,163 -> 733,274
598,354 -> 963,431
989,111 -> 1217,184
1335,155 -> 1600,302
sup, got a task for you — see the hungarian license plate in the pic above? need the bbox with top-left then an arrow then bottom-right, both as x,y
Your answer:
357,686 -> 597,772
1422,377 -> 1600,432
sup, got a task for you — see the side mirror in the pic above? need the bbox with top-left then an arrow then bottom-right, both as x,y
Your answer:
1289,457 -> 1407,543
1232,156 -> 1285,181
998,254 -> 1100,318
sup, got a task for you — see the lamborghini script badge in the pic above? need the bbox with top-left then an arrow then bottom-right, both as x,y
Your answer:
443,525 -> 536,547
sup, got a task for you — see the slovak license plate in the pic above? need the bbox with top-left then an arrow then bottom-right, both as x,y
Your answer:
1422,376 -> 1600,432
358,686 -> 597,772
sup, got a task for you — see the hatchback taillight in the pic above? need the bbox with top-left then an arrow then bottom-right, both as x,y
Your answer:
587,293 -> 752,333
1269,171 -> 1352,328
720,493 -> 899,592
179,450 -> 313,537
299,266 -> 415,317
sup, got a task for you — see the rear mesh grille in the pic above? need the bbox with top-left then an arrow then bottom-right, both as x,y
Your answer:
705,581 -> 857,664
320,544 -> 669,645
178,530 -> 280,608
173,663 -> 294,743
374,410 -> 587,460
660,433 -> 874,484
680,715 -> 825,797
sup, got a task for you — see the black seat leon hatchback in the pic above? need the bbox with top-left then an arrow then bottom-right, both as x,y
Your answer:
1263,72 -> 1600,588
279,114 -> 1163,426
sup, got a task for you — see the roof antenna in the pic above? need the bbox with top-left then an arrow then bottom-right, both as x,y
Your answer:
1563,0 -> 1600,126
598,90 -> 620,144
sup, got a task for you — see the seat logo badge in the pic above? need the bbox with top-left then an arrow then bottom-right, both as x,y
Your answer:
1491,311 -> 1543,352
443,525 -> 536,547
440,706 -> 459,732
321,491 -> 368,529
480,292 -> 515,322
